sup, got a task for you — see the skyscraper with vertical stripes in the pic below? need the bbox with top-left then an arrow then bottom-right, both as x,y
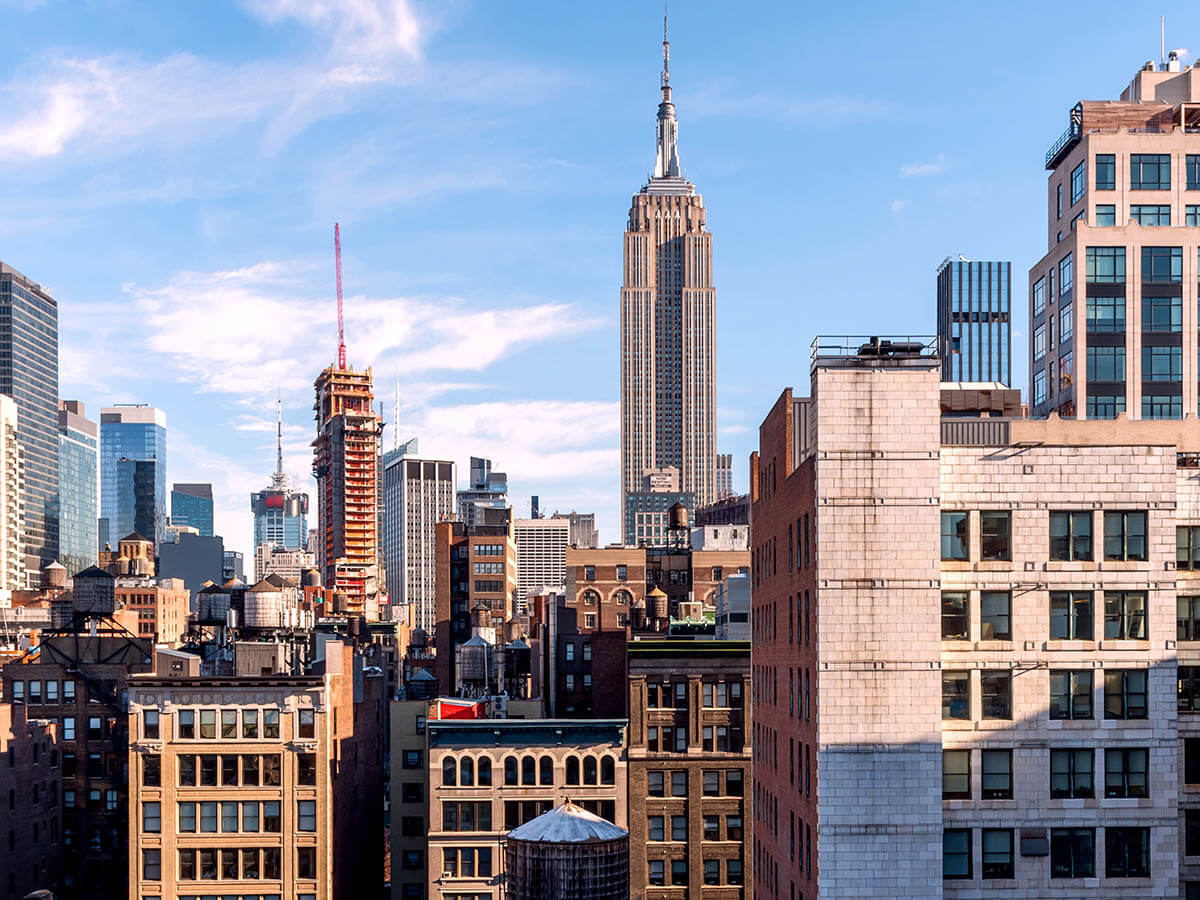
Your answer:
936,257 -> 1012,385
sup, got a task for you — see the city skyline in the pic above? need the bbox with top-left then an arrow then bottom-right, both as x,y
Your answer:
8,1 -> 1200,552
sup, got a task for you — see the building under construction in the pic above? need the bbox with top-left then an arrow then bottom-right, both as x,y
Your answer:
312,365 -> 382,618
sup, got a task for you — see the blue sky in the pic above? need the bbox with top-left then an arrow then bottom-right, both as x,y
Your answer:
4,0 -> 1200,552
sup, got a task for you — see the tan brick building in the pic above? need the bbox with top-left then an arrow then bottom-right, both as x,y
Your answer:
126,640 -> 383,900
115,577 -> 189,645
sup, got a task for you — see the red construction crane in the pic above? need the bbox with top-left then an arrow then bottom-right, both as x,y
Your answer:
334,222 -> 346,369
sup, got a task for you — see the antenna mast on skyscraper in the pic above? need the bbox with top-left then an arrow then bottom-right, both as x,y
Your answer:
393,366 -> 401,451
662,3 -> 669,86
275,392 -> 284,477
334,223 -> 346,369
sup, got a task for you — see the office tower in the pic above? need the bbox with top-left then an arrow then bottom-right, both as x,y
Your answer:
749,334 -> 1196,896
936,257 -> 1012,384
223,549 -> 244,583
627,640 -> 750,896
157,532 -> 224,598
99,404 -> 166,547
0,262 -> 59,582
457,456 -> 509,527
619,25 -> 716,543
1031,54 -> 1200,419
623,467 -> 694,547
251,404 -> 309,551
382,450 -> 455,632
254,543 -> 316,584
57,401 -> 97,576
714,452 -> 733,499
513,516 -> 570,611
551,510 -> 599,549
170,482 -> 213,536
0,396 -> 25,598
126,640 -> 384,900
312,365 -> 382,616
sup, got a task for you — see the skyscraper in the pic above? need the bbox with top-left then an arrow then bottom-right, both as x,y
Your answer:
382,447 -> 455,632
512,516 -> 569,611
0,397 -> 24,599
57,400 -> 97,576
170,482 -> 213,536
99,404 -> 166,548
0,262 -> 58,583
619,23 -> 716,544
312,365 -> 382,617
251,401 -> 309,550
937,256 -> 1012,384
456,456 -> 508,527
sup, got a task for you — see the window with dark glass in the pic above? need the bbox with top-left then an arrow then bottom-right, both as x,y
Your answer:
1187,739 -> 1200,784
143,754 -> 160,787
298,753 -> 316,785
981,750 -> 1012,799
941,512 -> 968,561
1181,667 -> 1200,712
1105,827 -> 1150,878
1070,160 -> 1086,205
1143,245 -> 1183,281
1033,277 -> 1046,316
1104,669 -> 1148,719
1143,394 -> 1182,419
1087,346 -> 1125,382
1144,295 -> 1182,332
982,829 -> 1014,879
981,672 -> 1012,719
1104,748 -> 1148,798
1105,511 -> 1147,560
942,592 -> 968,640
1181,598 -> 1200,642
1050,592 -> 1093,640
1086,246 -> 1126,282
1131,204 -> 1171,225
1050,670 -> 1093,719
942,750 -> 970,799
1104,591 -> 1147,640
943,829 -> 971,879
980,512 -> 1011,561
1050,511 -> 1092,561
1086,296 -> 1125,332
980,592 -> 1011,641
943,671 -> 970,720
1096,154 -> 1116,190
1051,748 -> 1094,798
1188,810 -> 1200,856
1051,827 -> 1095,878
1143,345 -> 1182,381
1179,527 -> 1200,570
1131,154 -> 1171,189
1095,204 -> 1116,225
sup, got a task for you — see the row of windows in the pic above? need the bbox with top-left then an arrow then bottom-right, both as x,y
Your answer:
941,510 -> 1146,562
944,826 -> 1148,880
8,679 -> 75,703
942,747 -> 1147,800
439,754 -> 617,788
648,768 -> 744,797
942,669 -> 1147,721
167,708 -> 306,741
140,799 -> 314,834
176,754 -> 300,787
646,679 -> 744,709
942,589 -> 1146,642
647,857 -> 743,886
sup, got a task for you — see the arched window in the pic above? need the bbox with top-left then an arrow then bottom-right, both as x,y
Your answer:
460,757 -> 474,787
478,757 -> 492,787
566,756 -> 580,785
442,758 -> 456,787
521,755 -> 536,785
583,590 -> 599,606
600,755 -> 615,785
583,755 -> 598,785
614,590 -> 631,606
504,756 -> 518,786
539,756 -> 553,785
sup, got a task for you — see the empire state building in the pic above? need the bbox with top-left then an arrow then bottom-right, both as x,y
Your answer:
620,23 -> 716,544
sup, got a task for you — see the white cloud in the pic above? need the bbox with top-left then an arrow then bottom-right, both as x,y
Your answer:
900,153 -> 949,177
890,198 -> 906,214
243,0 -> 422,60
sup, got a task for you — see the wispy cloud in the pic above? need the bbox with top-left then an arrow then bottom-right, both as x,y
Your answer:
900,153 -> 949,177
686,82 -> 893,127
890,198 -> 906,214
243,0 -> 423,60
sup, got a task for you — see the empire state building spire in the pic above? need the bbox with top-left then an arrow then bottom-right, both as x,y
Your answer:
653,12 -> 681,180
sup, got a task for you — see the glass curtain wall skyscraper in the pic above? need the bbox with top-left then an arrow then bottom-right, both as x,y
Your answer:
57,400 -> 97,575
99,404 -> 166,547
170,483 -> 213,536
936,257 -> 1012,384
0,262 -> 59,583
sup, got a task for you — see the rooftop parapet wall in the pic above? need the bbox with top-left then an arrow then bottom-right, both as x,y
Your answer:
1010,411 -> 1200,452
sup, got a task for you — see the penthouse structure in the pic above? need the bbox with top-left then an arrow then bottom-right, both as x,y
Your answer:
749,334 -> 1200,898
312,366 -> 382,617
1033,55 -> 1200,419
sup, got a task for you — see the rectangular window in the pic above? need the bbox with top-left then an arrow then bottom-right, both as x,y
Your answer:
980,511 -> 1010,561
200,801 -> 217,833
298,708 -> 316,739
1104,591 -> 1147,640
648,860 -> 664,886
241,709 -> 258,739
1104,511 -> 1147,560
1096,153 -> 1115,190
242,754 -> 260,785
1032,277 -> 1046,316
1057,183 -> 1063,219
199,754 -> 217,786
942,750 -> 970,799
179,801 -> 196,832
1143,394 -> 1182,419
242,800 -> 259,832
1189,154 -> 1200,190
671,815 -> 687,841
1050,670 -> 1093,719
647,771 -> 664,797
1180,527 -> 1200,571
298,752 -> 317,785
1033,370 -> 1047,406
1189,205 -> 1200,226
1086,296 -> 1125,332
221,801 -> 238,832
1143,295 -> 1183,332
263,709 -> 280,738
1051,748 -> 1094,798
263,754 -> 281,785
143,709 -> 159,739
943,829 -> 971,879
1034,323 -> 1047,360
1050,591 -> 1093,640
1143,245 -> 1183,281
1060,252 -> 1074,296
1187,739 -> 1200,784
980,591 -> 1011,641
648,815 -> 664,841
942,671 -> 970,720
941,592 -> 968,640
199,709 -> 216,739
298,846 -> 317,879
981,749 -> 1012,799
1131,204 -> 1170,225
1086,246 -> 1125,282
981,672 -> 1012,719
143,848 -> 161,881
1181,597 -> 1200,641
178,755 -> 196,786
220,708 -> 237,738
1050,511 -> 1092,561
1131,153 -> 1170,190
142,801 -> 160,833
143,754 -> 160,787
178,709 -> 194,739
1070,160 -> 1086,205
1105,827 -> 1150,878
1104,747 -> 1148,798
982,829 -> 1014,879
1189,810 -> 1200,856
264,800 -> 281,832
1060,304 -> 1073,344
1051,827 -> 1095,878
671,771 -> 687,796
1095,204 -> 1116,225
1143,344 -> 1183,382
1087,394 -> 1126,419
1104,670 -> 1148,719
1087,345 -> 1125,382
1181,667 -> 1200,712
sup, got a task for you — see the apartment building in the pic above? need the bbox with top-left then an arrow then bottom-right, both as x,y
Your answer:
126,639 -> 383,900
627,639 -> 750,898
114,577 -> 189,645
0,703 -> 60,898
750,334 -> 1200,898
1032,55 -> 1200,419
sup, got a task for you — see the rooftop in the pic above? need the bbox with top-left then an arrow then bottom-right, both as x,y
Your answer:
507,801 -> 628,844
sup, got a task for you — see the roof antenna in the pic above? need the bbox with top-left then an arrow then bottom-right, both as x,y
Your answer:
1162,15 -> 1166,70
393,366 -> 401,451
275,391 -> 284,477
662,2 -> 670,88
